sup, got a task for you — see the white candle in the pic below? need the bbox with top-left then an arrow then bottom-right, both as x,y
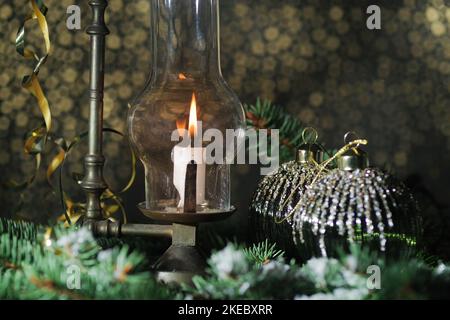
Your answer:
172,92 -> 206,210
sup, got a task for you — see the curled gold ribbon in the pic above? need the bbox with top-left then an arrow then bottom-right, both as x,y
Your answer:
9,0 -> 136,226
16,0 -> 48,59
5,0 -> 51,192
18,0 -> 51,133
50,128 -> 136,226
22,74 -> 51,132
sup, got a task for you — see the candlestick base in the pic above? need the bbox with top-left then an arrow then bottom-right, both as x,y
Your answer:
137,202 -> 237,284
138,202 -> 236,224
154,245 -> 207,284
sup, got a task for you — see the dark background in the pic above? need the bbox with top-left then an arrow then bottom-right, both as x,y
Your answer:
0,0 -> 449,250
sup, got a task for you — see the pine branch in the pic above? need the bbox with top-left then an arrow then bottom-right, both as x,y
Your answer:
244,99 -> 337,164
0,218 -> 39,241
243,240 -> 284,266
244,99 -> 305,162
183,243 -> 450,300
1,218 -> 450,299
0,218 -> 171,299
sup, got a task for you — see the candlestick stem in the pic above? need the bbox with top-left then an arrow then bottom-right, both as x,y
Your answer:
80,0 -> 109,220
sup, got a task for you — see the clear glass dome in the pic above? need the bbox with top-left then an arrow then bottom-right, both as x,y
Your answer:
128,0 -> 245,214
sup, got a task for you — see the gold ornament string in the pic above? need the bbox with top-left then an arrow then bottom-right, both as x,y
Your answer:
275,138 -> 368,224
309,139 -> 368,185
10,0 -> 136,226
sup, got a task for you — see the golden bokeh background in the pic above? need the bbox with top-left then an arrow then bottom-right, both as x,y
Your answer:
0,0 -> 449,228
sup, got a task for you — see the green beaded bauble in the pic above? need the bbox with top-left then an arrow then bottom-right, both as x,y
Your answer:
292,149 -> 423,260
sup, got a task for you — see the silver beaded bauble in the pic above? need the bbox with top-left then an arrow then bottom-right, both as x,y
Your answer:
292,148 -> 422,260
249,143 -> 323,257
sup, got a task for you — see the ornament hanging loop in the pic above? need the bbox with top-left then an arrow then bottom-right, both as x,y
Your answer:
302,127 -> 319,144
344,131 -> 360,145
344,131 -> 362,155
296,127 -> 322,164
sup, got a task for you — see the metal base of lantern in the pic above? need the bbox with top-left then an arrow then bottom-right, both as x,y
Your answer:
137,203 -> 236,285
154,245 -> 207,284
137,202 -> 236,224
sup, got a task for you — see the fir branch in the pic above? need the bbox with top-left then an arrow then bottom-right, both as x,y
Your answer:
184,243 -> 450,300
243,240 -> 284,265
1,218 -> 450,300
0,218 -> 171,300
0,218 -> 39,241
244,99 -> 337,164
244,99 -> 305,162
28,275 -> 88,300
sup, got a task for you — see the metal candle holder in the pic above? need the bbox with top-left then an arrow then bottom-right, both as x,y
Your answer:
80,0 -> 236,284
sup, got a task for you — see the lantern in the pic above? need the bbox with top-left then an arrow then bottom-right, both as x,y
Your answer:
80,0 -> 245,283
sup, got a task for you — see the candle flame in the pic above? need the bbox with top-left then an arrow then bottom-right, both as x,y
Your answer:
188,93 -> 198,138
178,73 -> 187,80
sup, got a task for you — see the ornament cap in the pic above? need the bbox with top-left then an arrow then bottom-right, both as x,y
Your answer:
296,143 -> 323,164
337,148 -> 369,171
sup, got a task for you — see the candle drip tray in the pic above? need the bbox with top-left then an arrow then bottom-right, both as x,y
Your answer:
138,202 -> 236,224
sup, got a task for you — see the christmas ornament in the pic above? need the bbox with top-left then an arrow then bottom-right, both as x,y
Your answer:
249,129 -> 325,257
292,134 -> 422,260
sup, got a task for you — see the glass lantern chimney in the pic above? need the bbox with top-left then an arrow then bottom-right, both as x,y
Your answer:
128,0 -> 245,213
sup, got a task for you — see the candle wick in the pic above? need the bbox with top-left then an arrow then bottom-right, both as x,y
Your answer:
184,159 -> 197,213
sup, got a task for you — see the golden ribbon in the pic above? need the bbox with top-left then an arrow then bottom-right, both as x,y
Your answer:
5,0 -> 50,192
51,128 -> 136,226
9,0 -> 136,227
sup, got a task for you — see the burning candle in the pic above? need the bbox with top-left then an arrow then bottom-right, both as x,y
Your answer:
173,93 -> 206,210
